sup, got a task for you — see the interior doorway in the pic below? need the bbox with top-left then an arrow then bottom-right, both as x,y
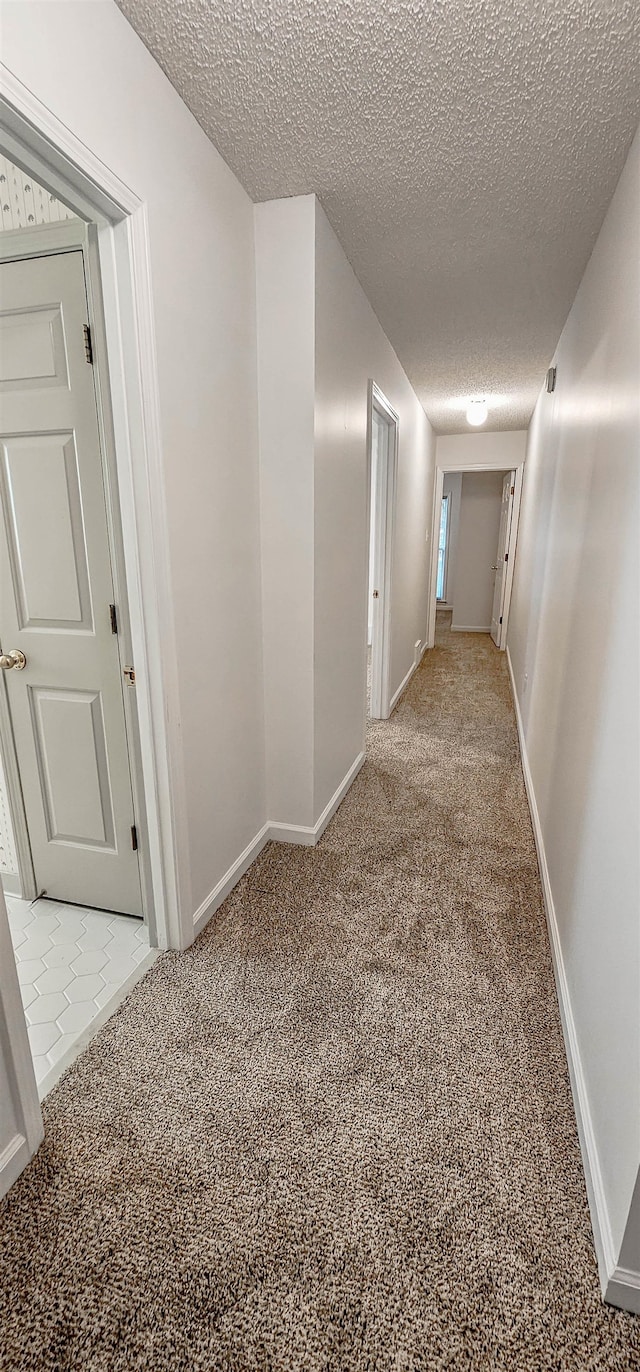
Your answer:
367,382 -> 398,720
427,461 -> 524,651
0,80 -> 185,1195
0,157 -> 156,1106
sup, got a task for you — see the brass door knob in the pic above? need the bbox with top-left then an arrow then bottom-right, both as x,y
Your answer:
0,649 -> 26,670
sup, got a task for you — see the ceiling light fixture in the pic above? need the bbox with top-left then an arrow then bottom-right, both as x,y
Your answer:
466,399 -> 488,427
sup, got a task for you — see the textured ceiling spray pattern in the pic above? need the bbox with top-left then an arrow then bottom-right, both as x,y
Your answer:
116,0 -> 640,431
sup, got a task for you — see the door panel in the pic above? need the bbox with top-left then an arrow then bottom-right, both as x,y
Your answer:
2,431 -> 93,630
490,472 -> 515,648
0,251 -> 141,914
0,304 -> 68,390
29,687 -> 115,847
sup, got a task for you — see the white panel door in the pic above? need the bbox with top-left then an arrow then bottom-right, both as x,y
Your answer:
0,252 -> 141,914
490,471 -> 515,647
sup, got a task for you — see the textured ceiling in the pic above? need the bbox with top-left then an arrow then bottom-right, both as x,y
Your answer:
115,0 -> 640,432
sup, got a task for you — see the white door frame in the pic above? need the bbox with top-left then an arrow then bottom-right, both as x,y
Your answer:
366,381 -> 399,720
427,459 -> 525,651
0,882 -> 42,1198
0,66 -> 188,951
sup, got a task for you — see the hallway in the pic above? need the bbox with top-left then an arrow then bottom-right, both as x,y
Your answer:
1,614 -> 637,1369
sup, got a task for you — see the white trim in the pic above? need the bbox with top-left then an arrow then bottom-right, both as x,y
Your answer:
434,456 -> 524,473
450,624 -> 492,633
104,211 -> 187,948
0,680 -> 35,901
367,382 -> 399,720
193,824 -> 271,938
0,65 -> 138,220
427,466 -> 445,650
389,644 -> 426,713
83,226 -> 154,933
506,648 -> 625,1305
269,751 -> 366,849
0,1131 -> 32,1197
427,460 -> 525,652
267,822 -> 317,847
0,887 -> 42,1198
605,1266 -> 640,1316
1,873 -> 21,897
498,465 -> 524,649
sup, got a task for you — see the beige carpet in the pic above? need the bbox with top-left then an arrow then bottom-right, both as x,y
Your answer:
2,611 -> 638,1370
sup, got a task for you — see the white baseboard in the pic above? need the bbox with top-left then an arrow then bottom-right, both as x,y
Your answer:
0,1132 -> 32,1199
193,822 -> 271,937
267,820 -> 316,847
605,1266 -> 640,1316
269,751 -> 366,848
1,873 -> 22,897
192,752 -> 367,935
450,624 -> 491,633
506,648 -> 639,1312
390,643 -> 426,713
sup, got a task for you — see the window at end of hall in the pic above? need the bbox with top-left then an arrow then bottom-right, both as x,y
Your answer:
436,493 -> 450,601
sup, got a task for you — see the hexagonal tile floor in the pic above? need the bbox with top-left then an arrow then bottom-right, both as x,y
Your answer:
7,895 -> 154,1097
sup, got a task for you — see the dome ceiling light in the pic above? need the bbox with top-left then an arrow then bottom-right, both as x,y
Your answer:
466,399 -> 488,427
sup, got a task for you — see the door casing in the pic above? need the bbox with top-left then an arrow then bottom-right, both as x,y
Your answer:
0,67 -> 187,952
366,381 -> 399,720
427,460 -> 525,651
490,472 -> 516,646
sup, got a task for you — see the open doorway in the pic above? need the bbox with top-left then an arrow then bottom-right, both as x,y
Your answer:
0,73 -> 188,1193
0,157 -> 155,1099
367,382 -> 398,720
427,461 -> 524,651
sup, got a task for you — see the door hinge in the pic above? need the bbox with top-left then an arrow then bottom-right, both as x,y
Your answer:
499,615 -> 503,624
123,665 -> 136,685
511,485 -> 515,495
83,323 -> 93,365
131,824 -> 138,852
504,552 -> 509,562
109,603 -> 118,635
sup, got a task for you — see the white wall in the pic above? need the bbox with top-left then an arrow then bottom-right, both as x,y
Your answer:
451,471 -> 504,631
255,195 -> 435,829
508,125 -> 640,1303
255,196 -> 316,828
1,0 -> 267,926
314,201 -> 435,816
436,430 -> 528,469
